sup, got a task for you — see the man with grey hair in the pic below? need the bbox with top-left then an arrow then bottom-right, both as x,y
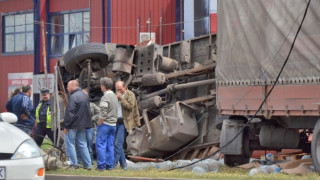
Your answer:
64,80 -> 93,170
96,77 -> 118,171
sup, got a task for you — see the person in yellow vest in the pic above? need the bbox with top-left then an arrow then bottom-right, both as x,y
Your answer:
34,88 -> 54,146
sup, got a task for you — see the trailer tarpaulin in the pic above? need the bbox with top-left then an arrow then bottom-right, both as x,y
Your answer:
216,0 -> 320,86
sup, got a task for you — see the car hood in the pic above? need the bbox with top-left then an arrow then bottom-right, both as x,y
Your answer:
0,122 -> 30,153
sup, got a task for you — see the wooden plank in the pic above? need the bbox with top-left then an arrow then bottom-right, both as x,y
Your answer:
178,151 -> 189,160
199,148 -> 210,159
189,149 -> 200,160
207,146 -> 219,157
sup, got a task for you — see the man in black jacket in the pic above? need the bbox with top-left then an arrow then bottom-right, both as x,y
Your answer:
64,80 -> 93,170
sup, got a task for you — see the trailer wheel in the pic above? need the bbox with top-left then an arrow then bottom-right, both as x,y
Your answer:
311,119 -> 320,172
64,43 -> 109,75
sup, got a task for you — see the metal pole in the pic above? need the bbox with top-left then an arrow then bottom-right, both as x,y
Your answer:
101,0 -> 105,44
149,11 -> 152,41
41,21 -> 48,88
160,8 -> 163,45
147,18 -> 151,41
54,66 -> 61,147
143,79 -> 216,99
137,17 -> 140,43
180,0 -> 183,41
87,60 -> 92,93
142,109 -> 152,135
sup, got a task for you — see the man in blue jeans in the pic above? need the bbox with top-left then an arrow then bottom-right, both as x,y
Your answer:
64,80 -> 93,170
114,81 -> 129,170
96,77 -> 118,171
78,89 -> 99,165
113,103 -> 127,169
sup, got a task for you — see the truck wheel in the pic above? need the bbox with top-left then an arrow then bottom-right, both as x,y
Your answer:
64,43 -> 109,75
224,131 -> 251,167
311,119 -> 320,172
220,118 -> 251,167
224,155 -> 250,167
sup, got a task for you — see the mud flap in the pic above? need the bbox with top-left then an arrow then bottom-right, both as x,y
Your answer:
220,119 -> 245,155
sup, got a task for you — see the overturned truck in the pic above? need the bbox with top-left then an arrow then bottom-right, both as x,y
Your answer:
52,34 -> 220,160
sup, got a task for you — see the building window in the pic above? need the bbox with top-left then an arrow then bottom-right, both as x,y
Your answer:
50,11 -> 90,56
2,12 -> 34,54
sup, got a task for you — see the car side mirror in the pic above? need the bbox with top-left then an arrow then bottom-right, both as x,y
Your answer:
0,112 -> 18,124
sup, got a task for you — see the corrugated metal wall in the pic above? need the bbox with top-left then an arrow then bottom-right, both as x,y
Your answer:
210,13 -> 217,33
209,0 -> 217,33
49,0 -> 104,72
0,0 -> 34,112
49,0 -> 89,12
108,0 -> 178,45
0,0 -> 179,112
90,0 -> 103,43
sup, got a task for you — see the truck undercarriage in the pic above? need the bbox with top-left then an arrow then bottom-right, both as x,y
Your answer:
51,34 -> 221,161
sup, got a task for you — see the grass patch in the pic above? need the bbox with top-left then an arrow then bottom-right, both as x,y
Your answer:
47,163 -> 320,179
41,138 -> 54,151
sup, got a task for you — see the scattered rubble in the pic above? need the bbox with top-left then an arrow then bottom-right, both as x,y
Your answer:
125,158 -> 222,174
240,152 -> 315,176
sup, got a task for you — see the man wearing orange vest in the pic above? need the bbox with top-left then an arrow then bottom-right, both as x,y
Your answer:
34,88 -> 54,146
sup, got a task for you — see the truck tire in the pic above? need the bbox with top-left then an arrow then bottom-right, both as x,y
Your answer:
220,118 -> 251,167
64,43 -> 109,75
223,130 -> 251,167
311,119 -> 320,172
224,155 -> 250,167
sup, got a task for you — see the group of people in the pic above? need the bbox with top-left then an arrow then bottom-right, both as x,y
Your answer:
63,77 -> 140,170
6,85 -> 54,147
5,77 -> 141,171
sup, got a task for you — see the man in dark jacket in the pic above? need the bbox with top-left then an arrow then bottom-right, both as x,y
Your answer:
10,85 -> 35,135
64,80 -> 93,170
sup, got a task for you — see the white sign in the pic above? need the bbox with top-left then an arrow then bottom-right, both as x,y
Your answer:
139,32 -> 156,43
8,72 -> 33,100
33,74 -> 55,94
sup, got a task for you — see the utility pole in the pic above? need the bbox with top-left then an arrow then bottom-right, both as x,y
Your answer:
41,21 -> 48,88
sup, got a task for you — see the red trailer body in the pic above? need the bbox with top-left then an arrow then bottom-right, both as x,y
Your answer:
216,0 -> 320,170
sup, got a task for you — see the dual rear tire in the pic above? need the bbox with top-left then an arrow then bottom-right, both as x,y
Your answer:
311,119 -> 320,172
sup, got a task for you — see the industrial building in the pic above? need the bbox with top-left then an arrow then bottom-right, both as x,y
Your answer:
0,0 -> 217,111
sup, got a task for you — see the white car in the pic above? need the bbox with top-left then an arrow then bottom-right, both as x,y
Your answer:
0,112 -> 45,180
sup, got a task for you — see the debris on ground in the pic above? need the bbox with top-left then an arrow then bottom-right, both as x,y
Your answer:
40,148 -> 63,170
249,164 -> 281,176
240,151 -> 314,176
239,162 -> 261,169
278,158 -> 314,175
126,158 -> 222,174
